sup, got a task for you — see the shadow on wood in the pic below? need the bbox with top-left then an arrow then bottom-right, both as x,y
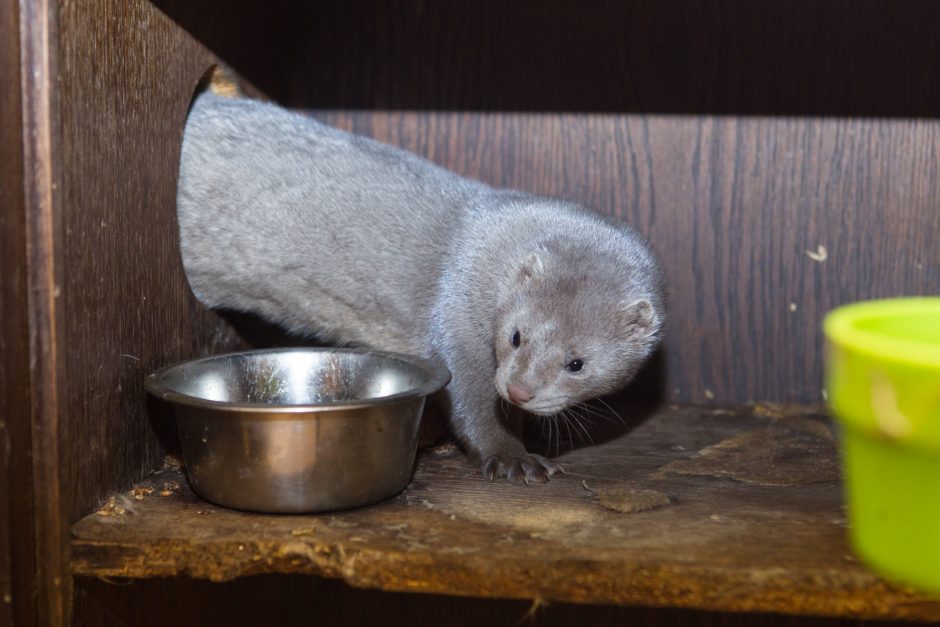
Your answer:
154,0 -> 940,117
526,349 -> 667,457
73,574 -> 892,627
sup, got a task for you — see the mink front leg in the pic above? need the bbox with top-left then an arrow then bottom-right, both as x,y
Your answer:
447,363 -> 563,485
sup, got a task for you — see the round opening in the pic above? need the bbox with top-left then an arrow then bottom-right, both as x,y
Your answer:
146,348 -> 450,411
824,297 -> 940,370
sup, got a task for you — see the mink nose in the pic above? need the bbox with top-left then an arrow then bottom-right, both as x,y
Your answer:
507,383 -> 534,404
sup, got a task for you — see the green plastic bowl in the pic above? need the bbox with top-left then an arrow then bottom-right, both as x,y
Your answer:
824,297 -> 940,593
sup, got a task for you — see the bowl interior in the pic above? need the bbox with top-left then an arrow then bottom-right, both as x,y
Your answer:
824,297 -> 940,370
854,311 -> 940,346
152,349 -> 446,407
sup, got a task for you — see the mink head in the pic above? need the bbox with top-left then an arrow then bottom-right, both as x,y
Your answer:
493,246 -> 663,416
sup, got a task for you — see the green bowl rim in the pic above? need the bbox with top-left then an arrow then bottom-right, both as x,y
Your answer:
823,297 -> 940,371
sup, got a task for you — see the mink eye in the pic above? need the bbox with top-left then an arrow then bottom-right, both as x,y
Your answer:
566,359 -> 584,373
511,330 -> 521,348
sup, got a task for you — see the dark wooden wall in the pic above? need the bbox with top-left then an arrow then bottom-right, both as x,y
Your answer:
156,0 -> 940,117
6,0 -> 938,625
56,0 -> 247,528
154,0 -> 940,404
309,111 -> 940,404
0,0 -> 35,624
11,0 -> 249,624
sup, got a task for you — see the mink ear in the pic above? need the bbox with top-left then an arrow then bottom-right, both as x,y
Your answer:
519,252 -> 544,282
620,298 -> 658,338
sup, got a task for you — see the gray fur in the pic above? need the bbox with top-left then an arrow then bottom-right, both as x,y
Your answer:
177,92 -> 665,484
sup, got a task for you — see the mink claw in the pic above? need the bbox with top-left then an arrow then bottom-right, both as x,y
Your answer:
480,453 -> 561,484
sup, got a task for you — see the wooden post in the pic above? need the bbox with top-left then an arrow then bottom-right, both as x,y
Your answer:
7,1 -> 251,623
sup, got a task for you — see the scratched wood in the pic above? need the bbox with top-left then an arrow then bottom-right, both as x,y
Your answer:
71,405 -> 940,622
310,111 -> 940,405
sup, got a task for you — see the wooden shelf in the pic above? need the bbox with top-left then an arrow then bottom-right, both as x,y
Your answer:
71,404 -> 940,621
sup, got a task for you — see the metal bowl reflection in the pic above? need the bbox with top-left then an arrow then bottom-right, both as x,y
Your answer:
145,348 -> 450,513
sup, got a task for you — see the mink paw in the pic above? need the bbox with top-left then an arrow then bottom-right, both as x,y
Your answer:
481,453 -> 564,485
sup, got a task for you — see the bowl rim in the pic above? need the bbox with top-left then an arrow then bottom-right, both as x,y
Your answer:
144,347 -> 452,413
823,297 -> 940,371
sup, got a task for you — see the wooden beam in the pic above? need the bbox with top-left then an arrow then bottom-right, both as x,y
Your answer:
0,0 -> 36,623
18,0 -> 65,623
13,0 -> 255,622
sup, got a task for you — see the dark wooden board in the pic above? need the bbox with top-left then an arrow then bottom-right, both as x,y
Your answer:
13,1 -> 255,624
0,0 -> 35,624
156,0 -> 940,118
17,0 -> 66,623
310,111 -> 940,406
71,405 -> 940,621
70,574 -> 904,627
56,0 -> 249,527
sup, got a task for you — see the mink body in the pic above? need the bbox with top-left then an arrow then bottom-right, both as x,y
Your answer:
178,93 -> 665,483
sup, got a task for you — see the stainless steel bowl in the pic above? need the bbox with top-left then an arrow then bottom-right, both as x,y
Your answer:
144,348 -> 450,513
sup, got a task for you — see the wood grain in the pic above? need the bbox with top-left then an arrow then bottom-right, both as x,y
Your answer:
18,0 -> 67,623
310,111 -> 940,404
155,0 -> 940,118
15,0 -> 250,622
71,405 -> 940,622
55,0 -> 247,525
11,1 -> 939,624
0,0 -> 35,625
149,0 -> 940,404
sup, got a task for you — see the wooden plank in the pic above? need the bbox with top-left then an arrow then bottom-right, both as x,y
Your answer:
70,574 -> 898,627
155,0 -> 940,118
18,0 -> 67,623
14,0 -> 255,623
71,405 -> 940,621
53,0 -> 250,528
0,0 -> 36,625
311,111 -> 940,405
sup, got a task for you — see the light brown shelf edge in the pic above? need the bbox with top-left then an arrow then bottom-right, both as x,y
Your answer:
70,404 -> 940,622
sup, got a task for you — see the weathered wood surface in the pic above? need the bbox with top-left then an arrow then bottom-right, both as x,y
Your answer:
72,405 -> 940,621
311,110 -> 940,406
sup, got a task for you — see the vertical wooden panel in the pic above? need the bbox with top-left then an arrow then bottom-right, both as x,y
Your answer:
13,0 -> 249,623
55,0 -> 247,521
312,111 -> 940,404
18,0 -> 67,622
0,0 -> 36,624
